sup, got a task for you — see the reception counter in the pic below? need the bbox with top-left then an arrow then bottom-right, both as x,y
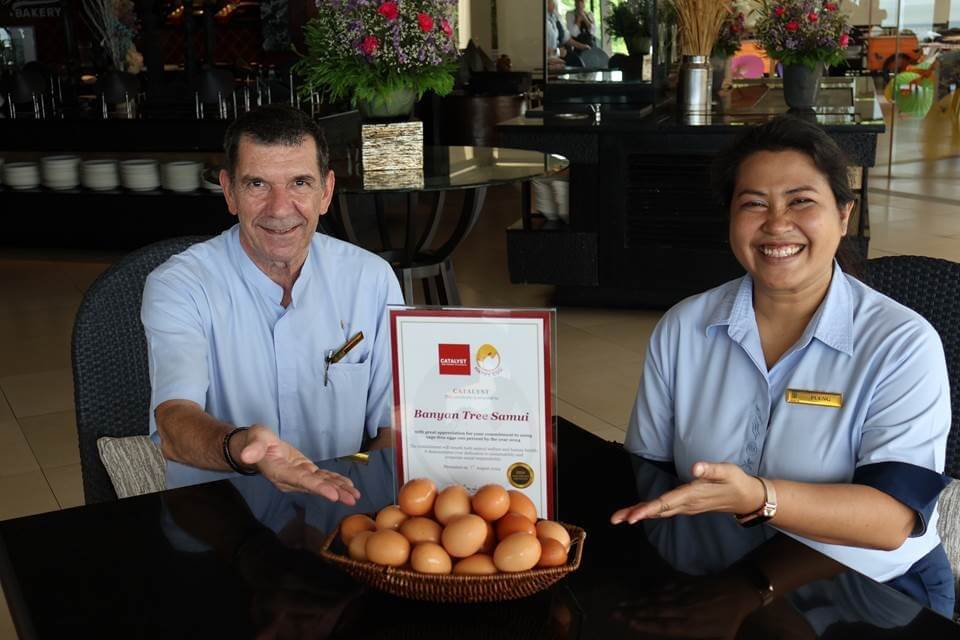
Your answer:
498,77 -> 885,308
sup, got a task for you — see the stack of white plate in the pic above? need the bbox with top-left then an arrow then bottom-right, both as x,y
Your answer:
201,167 -> 223,192
4,162 -> 40,190
551,180 -> 570,223
161,161 -> 201,192
41,155 -> 80,190
120,159 -> 160,191
81,159 -> 120,191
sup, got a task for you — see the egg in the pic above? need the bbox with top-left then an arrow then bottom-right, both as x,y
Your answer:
434,484 -> 472,524
536,520 -> 571,551
537,537 -> 568,567
410,542 -> 453,574
397,478 -> 437,516
441,514 -> 488,558
348,530 -> 374,561
375,505 -> 409,530
479,521 -> 497,554
471,484 -> 510,522
507,490 -> 538,522
365,529 -> 411,567
493,533 -> 542,572
496,512 -> 537,541
340,514 -> 376,546
453,553 -> 498,576
399,516 -> 443,544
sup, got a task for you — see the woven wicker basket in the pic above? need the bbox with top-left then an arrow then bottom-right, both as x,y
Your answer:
320,522 -> 585,603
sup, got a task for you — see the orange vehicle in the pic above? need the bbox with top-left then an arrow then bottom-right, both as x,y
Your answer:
865,33 -> 921,74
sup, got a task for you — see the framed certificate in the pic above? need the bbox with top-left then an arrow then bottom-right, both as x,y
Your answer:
390,308 -> 556,519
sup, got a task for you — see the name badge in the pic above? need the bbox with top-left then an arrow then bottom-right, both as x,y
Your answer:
785,389 -> 843,408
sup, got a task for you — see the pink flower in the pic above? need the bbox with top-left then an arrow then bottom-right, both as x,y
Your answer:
825,2 -> 839,11
417,13 -> 434,33
360,35 -> 379,55
774,6 -> 786,17
377,2 -> 398,20
807,11 -> 818,22
441,18 -> 453,38
839,33 -> 850,47
786,20 -> 799,32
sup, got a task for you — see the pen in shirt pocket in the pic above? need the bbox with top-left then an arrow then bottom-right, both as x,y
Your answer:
324,331 -> 364,386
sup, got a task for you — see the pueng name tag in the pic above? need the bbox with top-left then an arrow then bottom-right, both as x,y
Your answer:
785,389 -> 843,408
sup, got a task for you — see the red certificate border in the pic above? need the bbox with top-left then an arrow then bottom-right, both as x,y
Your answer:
389,308 -> 555,519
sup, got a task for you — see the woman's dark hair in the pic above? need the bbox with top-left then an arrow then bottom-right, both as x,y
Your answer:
223,104 -> 330,179
711,115 -> 862,276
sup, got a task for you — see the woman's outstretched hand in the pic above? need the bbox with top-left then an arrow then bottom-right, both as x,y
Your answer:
610,462 -> 766,525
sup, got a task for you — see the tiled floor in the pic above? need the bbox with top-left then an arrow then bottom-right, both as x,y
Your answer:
0,105 -> 959,637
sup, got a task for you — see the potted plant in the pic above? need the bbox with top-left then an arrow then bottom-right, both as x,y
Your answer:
295,0 -> 460,120
754,0 -> 850,110
604,0 -> 653,57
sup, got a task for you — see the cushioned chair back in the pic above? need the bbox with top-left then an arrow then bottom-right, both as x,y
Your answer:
72,236 -> 207,503
867,255 -> 960,478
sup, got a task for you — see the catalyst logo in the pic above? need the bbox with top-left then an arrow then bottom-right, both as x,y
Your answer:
438,344 -> 471,375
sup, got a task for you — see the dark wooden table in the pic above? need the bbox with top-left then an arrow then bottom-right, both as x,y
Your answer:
0,418 -> 956,639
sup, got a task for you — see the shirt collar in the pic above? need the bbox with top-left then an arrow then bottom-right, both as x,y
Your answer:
228,225 -> 314,309
705,262 -> 853,356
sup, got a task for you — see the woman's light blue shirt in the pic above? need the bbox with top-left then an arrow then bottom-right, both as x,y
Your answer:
142,225 -> 403,489
625,263 -> 951,582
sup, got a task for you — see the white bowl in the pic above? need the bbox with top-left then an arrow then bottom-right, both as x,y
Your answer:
40,155 -> 80,167
120,159 -> 160,190
161,161 -> 201,192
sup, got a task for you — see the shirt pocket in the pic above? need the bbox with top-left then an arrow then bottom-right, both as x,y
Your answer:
322,360 -> 373,452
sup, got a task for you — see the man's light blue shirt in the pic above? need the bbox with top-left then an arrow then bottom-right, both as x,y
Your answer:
142,225 -> 403,489
625,263 -> 951,582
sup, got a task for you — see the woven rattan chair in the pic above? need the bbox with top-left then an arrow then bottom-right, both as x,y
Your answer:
867,255 -> 960,611
72,236 -> 207,503
866,255 -> 960,479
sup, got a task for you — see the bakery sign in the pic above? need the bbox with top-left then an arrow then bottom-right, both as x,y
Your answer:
1,0 -> 62,20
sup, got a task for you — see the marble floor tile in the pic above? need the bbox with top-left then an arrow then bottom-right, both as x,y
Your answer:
44,464 -> 84,510
0,470 -> 59,520
0,369 -> 74,418
19,411 -> 79,470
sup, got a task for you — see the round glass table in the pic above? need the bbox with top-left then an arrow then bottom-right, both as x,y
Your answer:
325,145 -> 568,305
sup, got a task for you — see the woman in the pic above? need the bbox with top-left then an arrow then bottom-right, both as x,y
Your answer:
611,116 -> 954,617
565,0 -> 596,48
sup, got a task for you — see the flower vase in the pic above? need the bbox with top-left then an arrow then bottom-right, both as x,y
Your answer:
358,88 -> 423,173
782,63 -> 823,111
625,36 -> 651,58
356,87 -> 417,122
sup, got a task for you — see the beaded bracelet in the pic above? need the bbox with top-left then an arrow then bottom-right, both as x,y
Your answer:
223,427 -> 258,476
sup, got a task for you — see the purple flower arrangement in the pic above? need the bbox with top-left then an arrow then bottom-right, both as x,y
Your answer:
714,5 -> 746,58
296,0 -> 460,106
754,0 -> 850,69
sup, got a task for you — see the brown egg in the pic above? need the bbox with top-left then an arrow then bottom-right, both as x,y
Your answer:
348,530 -> 374,561
340,514 -> 376,546
471,484 -> 510,522
507,490 -> 538,523
496,512 -> 537,541
399,516 -> 443,544
453,553 -> 498,576
479,521 -> 497,554
441,514 -> 488,558
537,537 -> 568,567
493,533 -> 542,572
434,485 -> 472,524
536,520 -> 571,551
365,529 -> 410,567
410,542 -> 453,574
375,505 -> 409,530
398,478 -> 438,516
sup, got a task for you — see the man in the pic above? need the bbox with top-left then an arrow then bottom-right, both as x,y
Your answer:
142,105 -> 403,503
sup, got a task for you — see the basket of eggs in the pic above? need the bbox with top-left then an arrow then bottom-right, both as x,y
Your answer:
319,478 -> 585,603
